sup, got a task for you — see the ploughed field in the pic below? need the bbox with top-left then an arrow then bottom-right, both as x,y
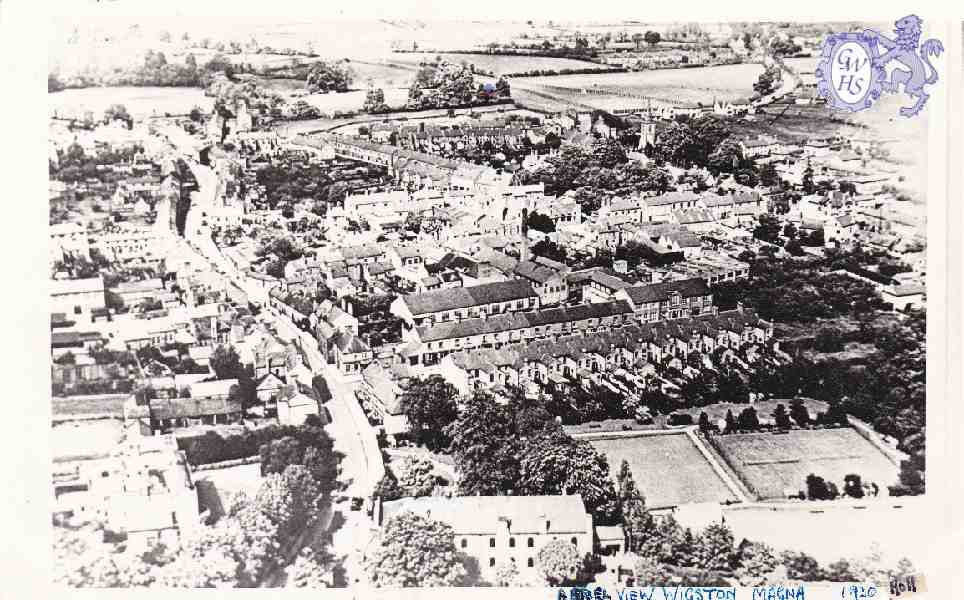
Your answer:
589,432 -> 739,509
709,428 -> 899,500
511,62 -> 766,108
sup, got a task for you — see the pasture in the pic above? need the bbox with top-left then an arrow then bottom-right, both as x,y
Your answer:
710,428 -> 899,500
397,53 -> 606,76
588,432 -> 739,509
49,86 -> 212,120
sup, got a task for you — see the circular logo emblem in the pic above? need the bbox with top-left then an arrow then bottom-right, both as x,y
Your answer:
816,33 -> 883,113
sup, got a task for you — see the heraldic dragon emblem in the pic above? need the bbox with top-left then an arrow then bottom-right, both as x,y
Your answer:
865,15 -> 944,117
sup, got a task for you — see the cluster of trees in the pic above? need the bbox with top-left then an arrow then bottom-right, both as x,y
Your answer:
254,159 -> 354,212
374,456 -> 438,501
406,59 -> 510,110
210,344 -> 258,411
521,137 -> 672,212
49,51 -> 238,91
54,419 -> 339,587
362,88 -> 390,113
652,115 -> 759,185
305,60 -> 354,93
753,65 -> 782,97
50,141 -> 145,184
804,473 -> 878,501
712,250 -> 888,324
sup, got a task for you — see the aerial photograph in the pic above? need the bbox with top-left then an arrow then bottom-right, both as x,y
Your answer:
47,13 -> 931,589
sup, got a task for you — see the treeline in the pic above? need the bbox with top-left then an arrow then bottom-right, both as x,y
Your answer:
49,51 -> 236,91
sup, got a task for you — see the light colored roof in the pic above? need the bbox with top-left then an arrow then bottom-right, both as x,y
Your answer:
188,378 -> 238,398
402,279 -> 537,316
51,276 -> 104,295
381,494 -> 590,535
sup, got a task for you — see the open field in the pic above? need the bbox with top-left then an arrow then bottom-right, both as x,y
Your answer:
300,88 -> 411,114
588,432 -> 739,509
52,419 -> 127,461
513,62 -> 765,106
349,61 -> 418,89
49,86 -> 212,120
394,52 -> 606,76
710,428 -> 899,500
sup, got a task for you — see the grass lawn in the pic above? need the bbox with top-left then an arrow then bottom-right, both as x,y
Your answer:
711,428 -> 899,500
589,432 -> 739,509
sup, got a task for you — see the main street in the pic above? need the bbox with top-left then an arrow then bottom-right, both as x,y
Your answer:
171,140 -> 381,586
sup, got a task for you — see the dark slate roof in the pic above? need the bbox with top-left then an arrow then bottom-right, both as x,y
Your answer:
149,397 -> 242,420
622,278 -> 711,305
402,279 -> 537,316
416,300 -> 633,343
334,331 -> 371,354
514,260 -> 560,284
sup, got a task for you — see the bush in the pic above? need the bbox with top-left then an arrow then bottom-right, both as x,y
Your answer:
667,413 -> 694,426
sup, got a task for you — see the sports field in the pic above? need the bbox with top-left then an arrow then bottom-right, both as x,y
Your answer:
711,428 -> 899,500
588,432 -> 739,509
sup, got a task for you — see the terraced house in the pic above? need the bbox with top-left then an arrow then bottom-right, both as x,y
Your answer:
439,306 -> 773,392
615,277 -> 713,322
404,300 -> 635,366
390,279 -> 541,328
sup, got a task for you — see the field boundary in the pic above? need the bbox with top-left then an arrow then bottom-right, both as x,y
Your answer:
685,428 -> 753,503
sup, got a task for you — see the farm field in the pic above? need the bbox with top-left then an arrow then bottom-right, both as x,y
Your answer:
394,52 -> 607,76
710,428 -> 899,500
299,88 -> 411,114
49,86 -> 212,120
588,432 -> 739,509
349,60 -> 418,89
513,62 -> 765,105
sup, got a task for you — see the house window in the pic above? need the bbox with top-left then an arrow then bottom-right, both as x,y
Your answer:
509,537 -> 516,548
527,558 -> 534,568
461,539 -> 467,549
489,538 -> 496,548
571,537 -> 578,546
489,557 -> 496,567
528,537 -> 534,548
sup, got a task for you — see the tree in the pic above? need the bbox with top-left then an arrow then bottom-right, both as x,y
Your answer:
724,409 -> 736,434
446,391 -> 523,496
210,345 -> 244,380
525,210 -> 556,234
785,239 -> 805,256
694,523 -> 736,571
616,460 -> 648,552
780,550 -> 823,581
772,403 -> 791,429
753,214 -> 781,244
104,103 -> 132,127
536,538 -> 581,586
736,541 -> 779,585
394,456 -> 436,497
399,376 -> 460,451
783,222 -> 798,240
632,555 -> 674,586
789,399 -> 810,427
805,473 -> 829,500
531,239 -> 568,265
644,31 -> 662,47
365,511 -> 467,587
493,560 -> 521,587
259,426 -> 340,495
519,429 -> 619,523
737,406 -> 760,431
698,411 -> 713,434
374,467 -> 404,501
802,164 -> 815,194
255,465 -> 322,541
362,88 -> 389,113
844,474 -> 865,498
753,66 -> 779,96
759,162 -> 780,188
285,548 -> 331,588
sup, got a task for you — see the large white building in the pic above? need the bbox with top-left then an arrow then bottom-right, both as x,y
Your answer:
376,494 -> 594,583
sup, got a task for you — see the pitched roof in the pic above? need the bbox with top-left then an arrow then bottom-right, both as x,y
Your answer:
334,331 -> 370,354
622,278 -> 710,306
416,300 -> 633,343
401,279 -> 537,316
149,396 -> 242,419
381,494 -> 590,535
50,276 -> 104,295
188,378 -> 238,398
